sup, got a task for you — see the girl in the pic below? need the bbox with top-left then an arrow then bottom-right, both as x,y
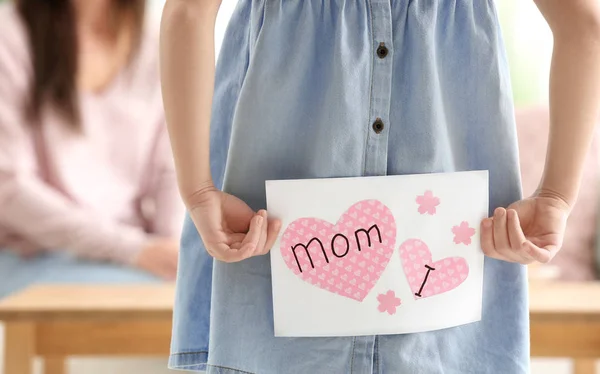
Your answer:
161,0 -> 600,373
0,0 -> 183,294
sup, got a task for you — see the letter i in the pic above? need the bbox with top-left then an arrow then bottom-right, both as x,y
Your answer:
415,265 -> 435,298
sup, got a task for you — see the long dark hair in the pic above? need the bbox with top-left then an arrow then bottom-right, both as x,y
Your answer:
15,0 -> 145,128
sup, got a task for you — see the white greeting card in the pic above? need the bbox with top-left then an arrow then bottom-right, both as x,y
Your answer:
265,171 -> 488,337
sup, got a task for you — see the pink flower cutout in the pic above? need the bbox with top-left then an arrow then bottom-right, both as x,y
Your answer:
416,190 -> 440,215
452,221 -> 476,245
377,290 -> 402,315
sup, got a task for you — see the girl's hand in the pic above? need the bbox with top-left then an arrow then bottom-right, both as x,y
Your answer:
480,193 -> 570,264
187,185 -> 282,262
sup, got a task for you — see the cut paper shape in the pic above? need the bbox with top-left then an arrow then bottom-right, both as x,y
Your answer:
416,190 -> 440,215
280,199 -> 396,301
399,239 -> 469,299
267,171 -> 487,337
452,221 -> 476,245
377,290 -> 402,315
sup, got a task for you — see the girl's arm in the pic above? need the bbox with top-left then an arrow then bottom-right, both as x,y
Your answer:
141,118 -> 185,237
535,0 -> 600,206
160,0 -> 221,203
482,0 -> 600,264
160,0 -> 280,262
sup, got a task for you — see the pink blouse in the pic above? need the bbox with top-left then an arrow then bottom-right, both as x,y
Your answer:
0,5 -> 184,264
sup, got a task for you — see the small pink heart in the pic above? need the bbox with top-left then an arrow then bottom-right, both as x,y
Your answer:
280,199 -> 396,302
399,239 -> 469,300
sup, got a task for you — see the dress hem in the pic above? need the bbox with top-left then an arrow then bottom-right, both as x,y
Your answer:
169,351 -> 256,374
168,351 -> 208,372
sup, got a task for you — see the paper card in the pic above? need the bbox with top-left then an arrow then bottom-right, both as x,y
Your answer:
265,171 -> 488,337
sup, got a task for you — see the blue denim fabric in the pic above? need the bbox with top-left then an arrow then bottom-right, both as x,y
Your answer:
169,0 -> 529,373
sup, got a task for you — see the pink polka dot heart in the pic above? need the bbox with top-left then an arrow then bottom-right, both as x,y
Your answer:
280,199 -> 396,302
399,239 -> 469,299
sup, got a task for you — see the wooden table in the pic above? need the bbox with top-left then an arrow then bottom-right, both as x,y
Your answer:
530,281 -> 600,374
0,285 -> 174,374
1,282 -> 599,374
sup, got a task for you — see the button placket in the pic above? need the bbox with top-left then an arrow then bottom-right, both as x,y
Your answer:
350,335 -> 378,374
364,0 -> 394,177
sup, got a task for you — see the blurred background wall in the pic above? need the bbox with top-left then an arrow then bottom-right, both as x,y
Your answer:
497,0 -> 552,106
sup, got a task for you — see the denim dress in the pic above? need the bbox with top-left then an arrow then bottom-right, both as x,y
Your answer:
169,1 -> 529,373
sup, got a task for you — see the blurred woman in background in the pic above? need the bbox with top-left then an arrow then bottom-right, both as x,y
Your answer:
0,0 -> 183,290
